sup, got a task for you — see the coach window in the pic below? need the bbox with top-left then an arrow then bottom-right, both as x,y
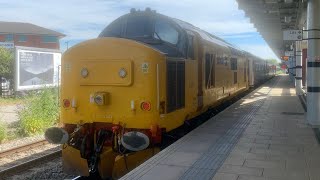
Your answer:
154,19 -> 179,45
187,34 -> 194,59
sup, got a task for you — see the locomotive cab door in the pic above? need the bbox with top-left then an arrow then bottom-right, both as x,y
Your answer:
166,58 -> 185,113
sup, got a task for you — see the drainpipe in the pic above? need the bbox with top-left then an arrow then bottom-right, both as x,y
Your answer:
295,41 -> 303,95
307,0 -> 320,125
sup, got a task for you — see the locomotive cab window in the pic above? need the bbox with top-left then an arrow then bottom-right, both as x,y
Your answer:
154,19 -> 179,45
126,15 -> 153,37
101,19 -> 123,37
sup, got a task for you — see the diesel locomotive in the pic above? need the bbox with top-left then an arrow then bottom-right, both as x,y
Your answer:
45,8 -> 272,179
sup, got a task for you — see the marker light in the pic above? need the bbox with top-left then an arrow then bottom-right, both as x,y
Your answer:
71,98 -> 77,108
63,99 -> 71,108
81,68 -> 89,78
119,68 -> 127,78
141,101 -> 151,111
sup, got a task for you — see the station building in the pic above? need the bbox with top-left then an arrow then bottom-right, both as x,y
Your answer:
0,21 -> 65,50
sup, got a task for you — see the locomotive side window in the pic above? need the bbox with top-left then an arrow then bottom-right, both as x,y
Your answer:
230,58 -> 238,70
205,53 -> 215,88
224,57 -> 229,66
187,35 -> 194,59
154,19 -> 179,45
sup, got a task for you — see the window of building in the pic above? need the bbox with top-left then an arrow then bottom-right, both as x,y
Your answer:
42,36 -> 58,43
19,35 -> 27,42
5,34 -> 13,42
154,19 -> 179,45
230,58 -> 238,70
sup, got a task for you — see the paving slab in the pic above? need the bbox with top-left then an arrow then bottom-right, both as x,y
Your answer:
0,105 -> 20,124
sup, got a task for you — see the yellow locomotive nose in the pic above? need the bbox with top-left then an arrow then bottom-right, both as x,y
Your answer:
61,38 -> 161,128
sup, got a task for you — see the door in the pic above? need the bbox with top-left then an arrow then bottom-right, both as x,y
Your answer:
166,58 -> 185,113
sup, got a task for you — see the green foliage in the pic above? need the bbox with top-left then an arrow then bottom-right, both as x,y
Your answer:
18,88 -> 59,136
276,69 -> 285,75
0,122 -> 6,143
0,47 -> 14,79
266,59 -> 279,66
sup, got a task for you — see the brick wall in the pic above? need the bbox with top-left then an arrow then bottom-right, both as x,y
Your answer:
0,34 -> 60,50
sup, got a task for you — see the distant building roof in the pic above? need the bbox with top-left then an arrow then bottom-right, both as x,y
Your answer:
0,21 -> 65,38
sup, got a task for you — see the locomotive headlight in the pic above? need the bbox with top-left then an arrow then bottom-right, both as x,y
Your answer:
121,131 -> 150,151
94,94 -> 105,105
81,68 -> 89,78
119,68 -> 127,78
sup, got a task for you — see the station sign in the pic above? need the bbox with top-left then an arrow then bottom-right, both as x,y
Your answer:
0,42 -> 14,49
285,51 -> 294,57
283,30 -> 303,41
281,56 -> 289,61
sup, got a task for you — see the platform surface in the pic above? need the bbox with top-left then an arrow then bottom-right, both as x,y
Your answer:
120,75 -> 319,180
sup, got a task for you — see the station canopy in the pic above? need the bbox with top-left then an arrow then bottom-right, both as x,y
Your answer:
236,0 -> 307,58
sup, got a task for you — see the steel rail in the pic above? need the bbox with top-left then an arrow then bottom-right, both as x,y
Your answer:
0,150 -> 61,177
0,139 -> 48,158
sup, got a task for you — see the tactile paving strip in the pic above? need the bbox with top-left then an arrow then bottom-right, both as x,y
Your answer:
179,80 -> 277,180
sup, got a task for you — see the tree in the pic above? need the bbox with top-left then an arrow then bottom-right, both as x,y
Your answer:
266,59 -> 279,66
0,47 -> 14,80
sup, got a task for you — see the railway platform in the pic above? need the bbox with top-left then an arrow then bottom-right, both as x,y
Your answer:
120,75 -> 320,180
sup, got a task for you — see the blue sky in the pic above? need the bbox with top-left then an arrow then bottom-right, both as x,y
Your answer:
0,0 -> 278,60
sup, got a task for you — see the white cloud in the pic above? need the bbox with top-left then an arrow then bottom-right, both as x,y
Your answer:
239,44 -> 279,60
0,0 -> 250,38
0,0 -> 278,59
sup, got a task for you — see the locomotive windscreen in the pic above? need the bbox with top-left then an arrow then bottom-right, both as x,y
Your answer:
126,15 -> 153,38
99,15 -> 153,39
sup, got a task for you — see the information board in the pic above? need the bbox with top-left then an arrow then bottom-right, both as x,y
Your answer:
15,46 -> 61,91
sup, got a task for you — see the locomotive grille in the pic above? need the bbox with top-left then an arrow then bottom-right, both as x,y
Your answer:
166,59 -> 185,113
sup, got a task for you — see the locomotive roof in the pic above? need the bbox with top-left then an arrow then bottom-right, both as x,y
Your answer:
100,9 -> 246,57
171,18 -> 239,50
145,10 -> 244,55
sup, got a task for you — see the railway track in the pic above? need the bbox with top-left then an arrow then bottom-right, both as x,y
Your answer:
0,139 -> 61,178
